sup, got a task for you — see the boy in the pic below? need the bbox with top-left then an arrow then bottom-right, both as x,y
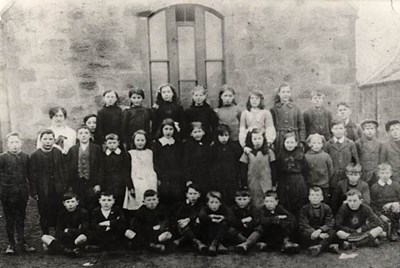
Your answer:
336,102 -> 362,142
102,133 -> 132,208
355,119 -> 383,186
326,119 -> 358,195
381,120 -> 400,181
67,125 -> 104,211
41,192 -> 88,256
0,132 -> 35,254
134,190 -> 173,252
303,91 -> 333,141
258,191 -> 299,253
370,163 -> 400,242
229,188 -> 264,253
299,187 -> 338,256
331,162 -> 370,213
29,129 -> 68,235
335,189 -> 383,249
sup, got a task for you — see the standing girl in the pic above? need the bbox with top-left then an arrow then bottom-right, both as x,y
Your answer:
122,89 -> 152,150
270,83 -> 306,155
214,85 -> 242,143
123,130 -> 157,213
239,128 -> 275,209
152,84 -> 185,139
276,132 -> 308,216
153,118 -> 183,206
95,90 -> 123,146
184,86 -> 219,141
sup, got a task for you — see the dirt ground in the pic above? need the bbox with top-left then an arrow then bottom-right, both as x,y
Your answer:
0,200 -> 400,268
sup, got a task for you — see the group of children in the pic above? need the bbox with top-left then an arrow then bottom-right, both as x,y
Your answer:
1,82 -> 400,258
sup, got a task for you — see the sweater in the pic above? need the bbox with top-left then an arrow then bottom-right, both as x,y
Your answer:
370,180 -> 400,216
55,207 -> 89,241
331,179 -> 370,213
0,152 -> 29,201
304,150 -> 334,188
299,203 -> 334,236
303,106 -> 333,141
214,105 -> 241,141
335,203 -> 382,233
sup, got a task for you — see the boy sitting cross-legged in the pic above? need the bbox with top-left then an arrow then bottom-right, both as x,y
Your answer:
299,186 -> 339,256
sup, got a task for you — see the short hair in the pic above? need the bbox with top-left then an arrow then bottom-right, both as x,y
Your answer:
99,191 -> 114,198
189,121 -> 203,133
39,129 -> 55,140
306,133 -> 325,145
186,182 -> 201,193
62,191 -> 78,202
218,84 -> 237,108
83,114 -> 96,124
385,120 -> 400,132
206,191 -> 222,203
128,88 -> 145,99
346,188 -> 363,199
6,131 -> 21,141
331,118 -> 345,127
235,187 -> 250,197
131,129 -> 148,149
77,124 -> 91,133
337,102 -> 350,109
49,106 -> 67,119
346,162 -> 362,173
105,133 -> 119,141
143,189 -> 158,199
377,163 -> 392,173
264,190 -> 278,200
309,186 -> 323,195
310,91 -> 325,98
246,91 -> 265,110
216,124 -> 231,136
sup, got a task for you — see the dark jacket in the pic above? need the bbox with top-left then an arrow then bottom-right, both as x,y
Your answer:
0,152 -> 29,201
230,204 -> 261,231
184,102 -> 219,140
95,105 -> 123,144
303,107 -> 333,141
259,205 -> 296,228
355,137 -> 383,184
380,139 -> 400,182
299,203 -> 334,236
331,179 -> 370,213
335,203 -> 382,233
103,150 -> 133,196
56,207 -> 89,241
122,106 -> 152,148
90,206 -> 126,235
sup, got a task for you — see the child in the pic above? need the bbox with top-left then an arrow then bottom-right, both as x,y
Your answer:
89,192 -> 129,250
258,191 -> 299,253
29,129 -> 68,235
336,102 -> 362,142
83,114 -> 97,144
210,124 -> 242,205
270,83 -> 306,155
67,125 -> 104,211
95,90 -> 123,145
239,91 -> 276,148
170,183 -> 206,253
355,119 -> 383,186
198,191 -> 232,256
0,132 -> 35,254
153,119 -> 183,206
214,85 -> 242,143
123,130 -> 157,212
380,120 -> 400,181
326,119 -> 359,194
304,134 -> 334,201
41,192 -> 88,257
102,133 -> 132,208
276,132 -> 308,216
229,188 -> 263,253
240,128 -> 275,208
303,91 -> 333,142
152,83 -> 185,138
183,122 -> 211,194
122,89 -> 152,150
335,189 -> 383,249
134,190 -> 173,252
299,187 -> 338,256
331,162 -> 370,213
184,85 -> 219,141
370,163 -> 400,242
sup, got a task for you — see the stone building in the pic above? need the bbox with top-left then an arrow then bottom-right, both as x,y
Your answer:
0,0 -> 358,151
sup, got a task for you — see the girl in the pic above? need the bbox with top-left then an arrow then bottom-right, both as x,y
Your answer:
239,91 -> 276,150
153,118 -> 183,206
95,90 -> 123,146
83,114 -> 98,144
152,84 -> 185,138
276,132 -> 308,216
184,85 -> 219,141
123,130 -> 157,212
122,89 -> 152,150
183,122 -> 211,194
240,128 -> 275,208
270,83 -> 306,155
209,124 -> 242,205
214,85 -> 242,143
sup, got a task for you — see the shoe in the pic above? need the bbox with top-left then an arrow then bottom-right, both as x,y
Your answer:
149,243 -> 166,253
173,237 -> 184,247
5,245 -> 16,255
369,238 -> 380,247
342,241 -> 356,250
208,241 -> 217,256
389,232 -> 399,242
63,248 -> 81,258
42,243 -> 49,252
235,243 -> 248,254
328,244 -> 340,254
307,245 -> 322,256
256,242 -> 267,251
217,243 -> 228,254
19,243 -> 36,253
193,239 -> 207,254
281,241 -> 300,254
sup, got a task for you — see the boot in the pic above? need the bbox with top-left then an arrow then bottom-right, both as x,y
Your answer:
353,234 -> 376,248
307,245 -> 322,256
193,239 -> 207,254
208,240 -> 218,256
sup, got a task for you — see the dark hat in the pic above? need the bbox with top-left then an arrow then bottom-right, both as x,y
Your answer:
385,120 -> 400,132
360,119 -> 378,129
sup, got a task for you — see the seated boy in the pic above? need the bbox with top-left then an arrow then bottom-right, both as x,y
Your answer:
299,187 -> 338,256
370,163 -> 400,242
381,120 -> 400,182
335,189 -> 383,249
42,192 -> 88,257
228,187 -> 264,253
258,190 -> 299,253
134,190 -> 173,253
331,162 -> 370,213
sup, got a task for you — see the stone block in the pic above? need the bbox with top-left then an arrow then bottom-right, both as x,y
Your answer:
79,81 -> 98,91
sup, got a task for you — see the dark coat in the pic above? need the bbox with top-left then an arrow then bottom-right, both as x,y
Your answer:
121,106 -> 152,149
303,107 -> 333,141
299,203 -> 334,237
56,207 -> 89,242
230,204 -> 261,232
355,137 -> 383,185
184,103 -> 219,140
95,105 -> 123,144
103,150 -> 133,197
335,203 -> 382,233
0,152 -> 29,201
331,179 -> 370,213
152,102 -> 185,138
90,206 -> 126,235
345,120 -> 362,142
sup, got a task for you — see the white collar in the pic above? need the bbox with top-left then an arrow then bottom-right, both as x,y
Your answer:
378,179 -> 392,186
333,136 -> 345,144
159,137 -> 175,146
106,148 -> 121,155
344,118 -> 350,125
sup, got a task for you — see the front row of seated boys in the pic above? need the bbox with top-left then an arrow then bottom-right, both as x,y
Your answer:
41,177 -> 390,258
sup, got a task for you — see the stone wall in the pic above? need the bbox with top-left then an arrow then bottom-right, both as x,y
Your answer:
0,0 -> 358,152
